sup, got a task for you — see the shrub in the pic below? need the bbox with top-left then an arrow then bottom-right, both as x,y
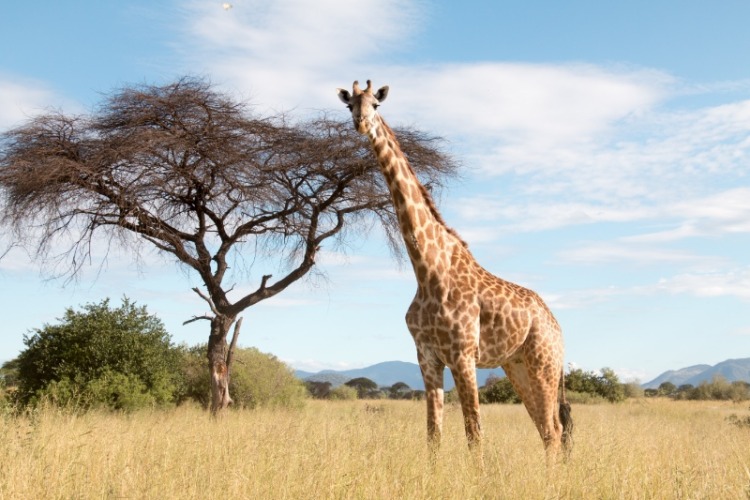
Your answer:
179,345 -> 307,409
565,390 -> 607,405
480,376 -> 521,404
14,297 -> 182,410
328,385 -> 358,400
566,367 -> 625,403
623,381 -> 644,399
38,369 -> 162,412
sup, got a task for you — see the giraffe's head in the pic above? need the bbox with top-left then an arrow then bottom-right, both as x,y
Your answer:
337,80 -> 389,135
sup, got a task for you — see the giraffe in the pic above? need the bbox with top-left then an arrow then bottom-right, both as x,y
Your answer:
337,80 -> 572,458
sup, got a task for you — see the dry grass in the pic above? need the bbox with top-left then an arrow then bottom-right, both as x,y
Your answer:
1,399 -> 749,499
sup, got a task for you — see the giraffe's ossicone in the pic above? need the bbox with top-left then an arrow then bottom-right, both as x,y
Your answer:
338,80 -> 572,459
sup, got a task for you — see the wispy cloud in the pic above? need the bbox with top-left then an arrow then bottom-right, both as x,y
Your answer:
546,266 -> 750,309
0,76 -> 59,130
179,0 -> 424,111
654,267 -> 750,300
558,243 -> 717,266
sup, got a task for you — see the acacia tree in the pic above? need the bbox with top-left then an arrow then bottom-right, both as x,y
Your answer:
0,78 -> 457,413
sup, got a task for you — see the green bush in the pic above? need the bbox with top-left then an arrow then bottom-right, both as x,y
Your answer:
672,376 -> 750,402
480,376 -> 521,404
565,390 -> 607,405
328,385 -> 358,400
37,369 -> 161,411
179,345 -> 307,409
14,297 -> 182,411
566,367 -> 625,403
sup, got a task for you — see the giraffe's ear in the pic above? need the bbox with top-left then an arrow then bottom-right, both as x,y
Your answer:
375,85 -> 389,102
337,88 -> 352,105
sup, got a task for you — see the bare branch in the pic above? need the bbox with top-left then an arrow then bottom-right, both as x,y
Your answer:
191,286 -> 219,316
182,314 -> 213,325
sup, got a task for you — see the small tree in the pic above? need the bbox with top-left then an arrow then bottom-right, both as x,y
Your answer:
0,78 -> 457,413
657,382 -> 677,397
14,297 -> 181,410
387,381 -> 412,399
344,377 -> 379,398
598,368 -> 626,403
304,380 -> 332,399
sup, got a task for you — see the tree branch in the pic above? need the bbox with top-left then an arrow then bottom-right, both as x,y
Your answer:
191,286 -> 220,316
225,316 -> 243,372
182,314 -> 213,325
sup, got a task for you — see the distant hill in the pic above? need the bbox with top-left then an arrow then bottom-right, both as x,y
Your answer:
641,364 -> 711,389
643,358 -> 750,389
295,361 -> 505,391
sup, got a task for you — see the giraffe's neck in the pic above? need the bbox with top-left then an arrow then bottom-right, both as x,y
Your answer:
367,115 -> 461,273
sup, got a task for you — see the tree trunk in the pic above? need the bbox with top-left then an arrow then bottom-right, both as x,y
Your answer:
207,315 -> 236,415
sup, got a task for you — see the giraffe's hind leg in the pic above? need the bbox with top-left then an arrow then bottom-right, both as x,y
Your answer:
503,358 -> 564,455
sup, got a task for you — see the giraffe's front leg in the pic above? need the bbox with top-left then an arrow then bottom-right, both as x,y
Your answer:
416,349 -> 445,451
449,355 -> 482,447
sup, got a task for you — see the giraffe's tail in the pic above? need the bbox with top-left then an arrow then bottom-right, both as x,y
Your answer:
559,367 -> 574,454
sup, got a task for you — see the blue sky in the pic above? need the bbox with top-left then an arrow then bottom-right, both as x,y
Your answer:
1,0 -> 749,382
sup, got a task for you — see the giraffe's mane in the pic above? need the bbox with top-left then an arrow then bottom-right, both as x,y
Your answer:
379,119 -> 468,249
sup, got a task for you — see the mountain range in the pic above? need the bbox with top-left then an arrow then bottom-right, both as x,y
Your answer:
641,358 -> 750,389
295,361 -> 505,391
295,358 -> 750,391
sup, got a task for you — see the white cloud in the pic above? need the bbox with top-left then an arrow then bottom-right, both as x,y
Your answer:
654,268 -> 750,300
624,187 -> 750,242
546,266 -> 750,309
452,182 -> 750,248
0,76 -> 57,130
454,197 -> 651,232
558,243 -> 713,266
387,63 -> 670,145
283,358 -> 367,372
180,0 -> 424,111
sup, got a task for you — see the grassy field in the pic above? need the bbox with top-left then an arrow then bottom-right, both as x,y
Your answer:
1,399 -> 749,499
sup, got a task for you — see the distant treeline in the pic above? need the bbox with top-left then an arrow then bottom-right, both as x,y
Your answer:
306,368 -> 750,404
646,378 -> 750,402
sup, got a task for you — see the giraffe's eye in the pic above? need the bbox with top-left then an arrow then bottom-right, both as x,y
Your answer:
373,103 -> 379,110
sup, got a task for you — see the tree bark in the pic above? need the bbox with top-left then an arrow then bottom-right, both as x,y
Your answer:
207,315 -> 236,415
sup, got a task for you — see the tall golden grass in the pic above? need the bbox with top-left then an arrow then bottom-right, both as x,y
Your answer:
1,399 -> 749,498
